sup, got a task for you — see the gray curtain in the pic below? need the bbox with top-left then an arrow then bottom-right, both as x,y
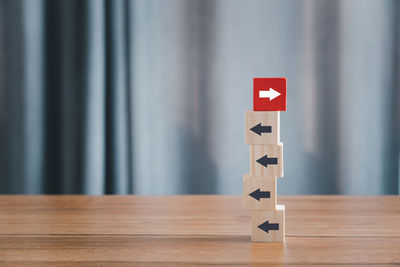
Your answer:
0,0 -> 399,195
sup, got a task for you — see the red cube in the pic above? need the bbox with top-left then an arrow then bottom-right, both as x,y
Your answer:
253,78 -> 287,111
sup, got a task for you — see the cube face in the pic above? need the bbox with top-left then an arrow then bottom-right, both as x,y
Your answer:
245,111 -> 279,145
253,78 -> 286,111
251,205 -> 285,242
249,144 -> 283,178
243,175 -> 277,210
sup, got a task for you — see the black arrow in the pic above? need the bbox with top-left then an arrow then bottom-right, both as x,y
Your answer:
250,123 -> 272,136
256,154 -> 278,168
249,189 -> 270,201
258,220 -> 279,233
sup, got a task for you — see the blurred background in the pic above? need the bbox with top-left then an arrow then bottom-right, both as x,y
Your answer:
0,0 -> 399,195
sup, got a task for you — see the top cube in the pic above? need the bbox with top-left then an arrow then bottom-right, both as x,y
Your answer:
253,78 -> 287,111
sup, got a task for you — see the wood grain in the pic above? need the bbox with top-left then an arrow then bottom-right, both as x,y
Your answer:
251,205 -> 285,242
0,195 -> 399,265
249,144 -> 283,177
245,110 -> 280,144
243,175 -> 277,210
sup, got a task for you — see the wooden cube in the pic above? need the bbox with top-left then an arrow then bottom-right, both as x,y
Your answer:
243,175 -> 276,210
245,111 -> 279,145
251,205 -> 285,242
249,144 -> 283,178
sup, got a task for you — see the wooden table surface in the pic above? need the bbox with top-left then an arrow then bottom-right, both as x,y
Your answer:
0,195 -> 399,266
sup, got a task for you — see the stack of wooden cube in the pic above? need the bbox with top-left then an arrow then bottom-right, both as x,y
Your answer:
243,77 -> 286,242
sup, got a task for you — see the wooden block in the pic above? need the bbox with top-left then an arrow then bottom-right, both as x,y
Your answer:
245,111 -> 279,145
253,77 -> 287,111
251,205 -> 285,242
249,144 -> 283,178
243,175 -> 276,210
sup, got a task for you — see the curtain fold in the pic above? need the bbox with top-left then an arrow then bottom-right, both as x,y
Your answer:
0,0 -> 134,194
0,0 -> 399,194
22,0 -> 45,194
83,0 -> 106,194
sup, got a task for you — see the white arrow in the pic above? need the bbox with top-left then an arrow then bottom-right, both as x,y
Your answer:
259,88 -> 281,101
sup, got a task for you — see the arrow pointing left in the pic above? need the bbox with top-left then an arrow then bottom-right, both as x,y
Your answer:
256,154 -> 278,168
258,220 -> 279,233
249,189 -> 271,201
250,123 -> 272,136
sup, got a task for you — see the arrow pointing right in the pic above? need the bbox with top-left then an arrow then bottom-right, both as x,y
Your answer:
249,189 -> 271,201
258,220 -> 279,233
250,123 -> 272,136
256,154 -> 278,168
259,88 -> 281,101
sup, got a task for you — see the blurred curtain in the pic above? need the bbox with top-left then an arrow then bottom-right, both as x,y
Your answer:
0,0 -> 399,194
0,0 -> 132,194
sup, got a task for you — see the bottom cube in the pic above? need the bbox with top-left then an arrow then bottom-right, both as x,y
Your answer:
251,205 -> 285,242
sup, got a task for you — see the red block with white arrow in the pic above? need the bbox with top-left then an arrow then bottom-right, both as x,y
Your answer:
253,78 -> 287,111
